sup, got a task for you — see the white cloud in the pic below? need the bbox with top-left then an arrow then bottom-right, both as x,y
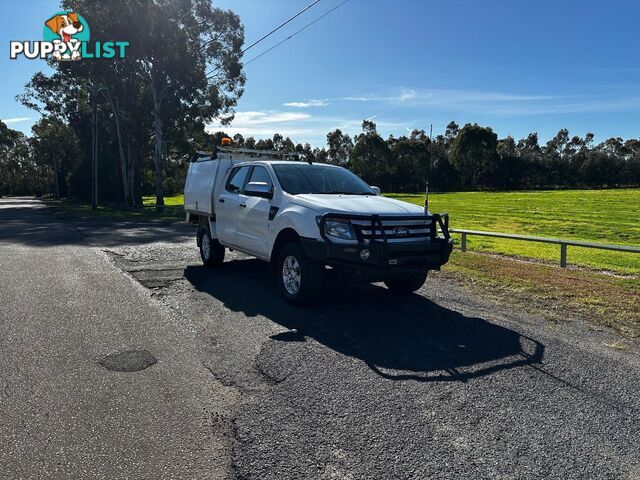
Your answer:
207,110 -> 318,138
340,88 -> 554,105
340,89 -> 419,103
1,117 -> 32,125
207,110 -> 412,146
230,111 -> 311,125
283,99 -> 329,108
336,87 -> 640,115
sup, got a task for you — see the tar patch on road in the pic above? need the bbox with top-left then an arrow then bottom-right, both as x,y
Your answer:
100,349 -> 158,372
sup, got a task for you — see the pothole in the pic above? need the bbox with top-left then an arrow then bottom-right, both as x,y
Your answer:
100,349 -> 158,372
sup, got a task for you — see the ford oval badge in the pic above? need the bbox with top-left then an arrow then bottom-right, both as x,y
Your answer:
393,227 -> 409,236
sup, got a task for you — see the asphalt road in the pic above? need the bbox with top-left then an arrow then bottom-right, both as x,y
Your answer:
0,198 -> 236,479
1,198 -> 639,479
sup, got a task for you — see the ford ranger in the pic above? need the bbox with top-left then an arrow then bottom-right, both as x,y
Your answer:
184,145 -> 452,305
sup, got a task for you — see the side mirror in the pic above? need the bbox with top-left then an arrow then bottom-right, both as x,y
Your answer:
370,186 -> 381,195
245,181 -> 273,199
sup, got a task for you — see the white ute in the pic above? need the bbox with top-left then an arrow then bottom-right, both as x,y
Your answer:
184,145 -> 452,305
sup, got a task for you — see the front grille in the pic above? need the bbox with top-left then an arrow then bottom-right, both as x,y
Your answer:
351,217 -> 432,244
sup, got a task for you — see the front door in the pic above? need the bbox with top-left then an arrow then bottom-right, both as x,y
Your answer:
216,165 -> 251,247
235,166 -> 273,258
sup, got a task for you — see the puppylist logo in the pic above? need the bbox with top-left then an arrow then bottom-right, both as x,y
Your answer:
10,12 -> 129,61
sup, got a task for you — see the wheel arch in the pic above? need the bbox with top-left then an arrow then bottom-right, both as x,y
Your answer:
270,228 -> 300,266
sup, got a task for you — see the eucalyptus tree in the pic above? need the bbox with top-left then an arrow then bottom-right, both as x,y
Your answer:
450,124 -> 499,189
30,117 -> 81,199
351,120 -> 393,189
22,0 -> 245,208
131,0 -> 245,210
326,129 -> 354,167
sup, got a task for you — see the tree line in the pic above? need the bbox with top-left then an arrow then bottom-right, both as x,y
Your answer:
216,120 -> 640,192
4,114 -> 640,202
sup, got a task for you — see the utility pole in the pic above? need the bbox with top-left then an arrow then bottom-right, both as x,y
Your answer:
94,98 -> 99,209
91,89 -> 95,209
90,85 -> 99,210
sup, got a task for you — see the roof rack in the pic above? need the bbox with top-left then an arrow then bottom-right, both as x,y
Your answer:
217,146 -> 299,159
192,147 -> 301,163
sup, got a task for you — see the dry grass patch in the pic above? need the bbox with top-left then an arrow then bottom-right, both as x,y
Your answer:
439,252 -> 640,338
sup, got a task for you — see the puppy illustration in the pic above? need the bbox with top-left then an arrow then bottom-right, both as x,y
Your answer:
45,13 -> 84,61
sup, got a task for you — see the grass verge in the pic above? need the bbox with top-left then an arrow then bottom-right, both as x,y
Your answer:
48,197 -> 184,221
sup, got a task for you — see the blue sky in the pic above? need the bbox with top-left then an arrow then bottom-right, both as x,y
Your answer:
2,0 -> 640,147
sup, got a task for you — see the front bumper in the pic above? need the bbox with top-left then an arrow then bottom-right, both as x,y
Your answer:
300,213 -> 453,277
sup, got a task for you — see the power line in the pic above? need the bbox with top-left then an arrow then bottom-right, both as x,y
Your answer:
206,0 -> 348,80
201,0 -> 319,56
243,0 -> 350,67
242,0 -> 321,54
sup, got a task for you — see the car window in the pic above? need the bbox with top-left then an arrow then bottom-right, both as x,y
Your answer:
248,166 -> 273,190
225,166 -> 250,193
272,164 -> 373,195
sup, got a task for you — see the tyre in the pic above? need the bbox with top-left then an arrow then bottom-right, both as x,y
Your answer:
276,242 -> 323,306
198,226 -> 225,267
384,271 -> 428,294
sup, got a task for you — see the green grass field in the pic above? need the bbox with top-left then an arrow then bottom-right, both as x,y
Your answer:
388,189 -> 640,274
142,195 -> 185,207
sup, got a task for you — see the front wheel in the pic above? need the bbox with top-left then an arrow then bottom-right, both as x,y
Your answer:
198,227 -> 225,267
384,271 -> 428,294
276,242 -> 323,306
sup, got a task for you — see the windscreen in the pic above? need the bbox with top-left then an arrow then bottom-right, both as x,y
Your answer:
273,164 -> 374,195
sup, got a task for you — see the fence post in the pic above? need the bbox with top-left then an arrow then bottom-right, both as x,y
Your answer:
560,243 -> 567,268
461,232 -> 467,252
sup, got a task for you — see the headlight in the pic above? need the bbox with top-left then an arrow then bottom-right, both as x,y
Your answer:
324,219 -> 356,240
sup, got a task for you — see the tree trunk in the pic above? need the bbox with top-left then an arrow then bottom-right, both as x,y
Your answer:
114,103 -> 130,207
151,87 -> 164,212
104,90 -> 131,207
52,153 -> 60,200
127,142 -> 137,206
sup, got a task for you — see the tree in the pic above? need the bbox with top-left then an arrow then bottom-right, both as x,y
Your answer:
386,132 -> 433,192
326,129 -> 353,166
351,120 -> 392,189
232,133 -> 245,147
450,124 -> 498,189
30,117 -> 81,199
0,121 -> 44,196
130,0 -> 245,210
444,121 -> 460,148
361,119 -> 377,135
20,0 -> 247,207
496,136 -> 526,189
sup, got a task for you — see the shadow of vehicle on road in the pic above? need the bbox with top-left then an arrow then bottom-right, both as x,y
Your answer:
184,259 -> 545,382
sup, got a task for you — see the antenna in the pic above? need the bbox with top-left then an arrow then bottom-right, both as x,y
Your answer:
425,123 -> 433,214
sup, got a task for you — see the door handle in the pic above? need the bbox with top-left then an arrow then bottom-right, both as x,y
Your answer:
239,203 -> 246,208
218,198 -> 225,203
